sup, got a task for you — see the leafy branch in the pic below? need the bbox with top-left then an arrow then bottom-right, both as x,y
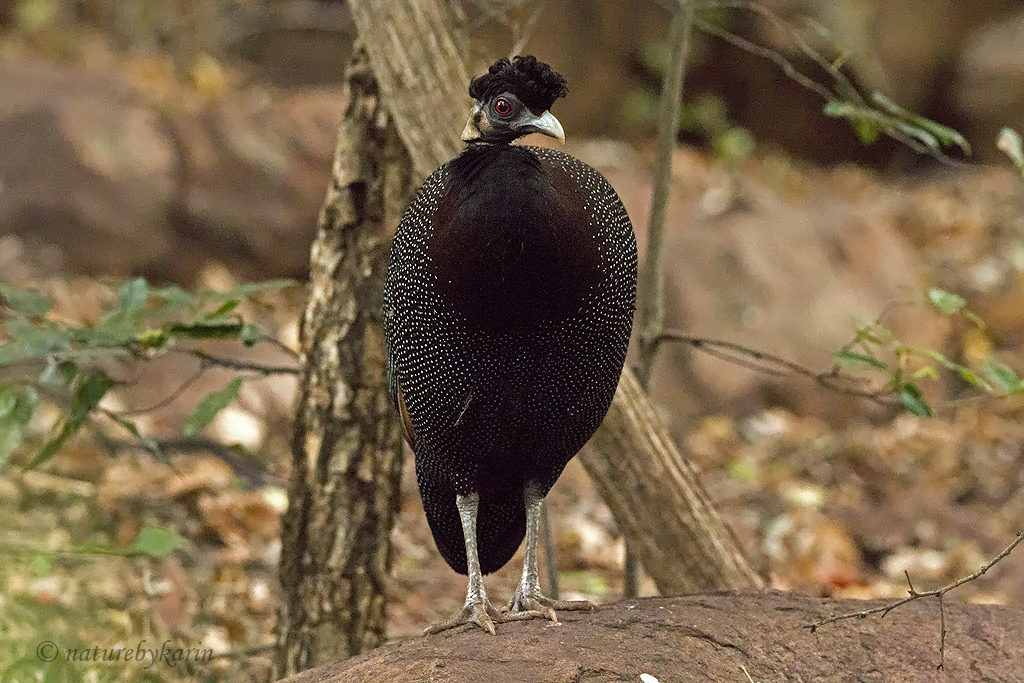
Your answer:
656,288 -> 1024,418
690,0 -> 971,165
1,523 -> 186,582
0,278 -> 299,470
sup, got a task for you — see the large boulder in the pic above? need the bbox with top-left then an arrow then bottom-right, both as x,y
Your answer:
286,592 -> 1024,682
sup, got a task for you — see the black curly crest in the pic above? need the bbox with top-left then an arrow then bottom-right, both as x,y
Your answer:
468,55 -> 568,115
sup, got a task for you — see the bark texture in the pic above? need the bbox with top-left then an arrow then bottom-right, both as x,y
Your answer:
285,593 -> 1024,682
275,50 -> 410,676
347,0 -> 469,178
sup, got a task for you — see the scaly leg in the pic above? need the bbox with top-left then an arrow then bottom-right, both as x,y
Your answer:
424,492 -> 545,635
505,484 -> 597,621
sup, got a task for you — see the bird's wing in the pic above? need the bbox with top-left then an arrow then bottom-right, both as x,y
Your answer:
396,387 -> 416,449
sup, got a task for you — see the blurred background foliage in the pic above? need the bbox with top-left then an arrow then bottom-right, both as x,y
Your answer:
2,1 -> 1024,680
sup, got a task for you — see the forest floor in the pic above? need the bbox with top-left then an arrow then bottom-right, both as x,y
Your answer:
3,145 -> 1024,682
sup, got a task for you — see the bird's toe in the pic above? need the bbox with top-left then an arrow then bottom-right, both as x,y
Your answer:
423,599 -> 500,636
507,589 -> 597,622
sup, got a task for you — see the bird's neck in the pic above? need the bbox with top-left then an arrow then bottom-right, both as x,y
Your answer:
429,145 -> 573,328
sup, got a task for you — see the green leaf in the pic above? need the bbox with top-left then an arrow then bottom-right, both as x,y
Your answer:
93,278 -> 150,342
205,299 -> 240,319
0,284 -> 53,317
117,278 -> 149,314
911,116 -> 971,156
149,284 -> 199,311
912,365 -> 938,381
0,384 -> 38,467
38,359 -> 77,387
956,367 -> 988,389
30,554 -> 52,577
727,459 -> 757,483
927,288 -> 966,314
131,526 -> 184,557
894,120 -> 941,153
871,92 -> 971,155
822,99 -> 849,118
184,378 -> 242,436
133,327 -> 169,349
0,386 -> 17,420
997,127 -> 1024,173
899,383 -> 932,417
239,323 -> 262,346
981,359 -> 1023,395
30,370 -> 114,468
227,279 -> 296,298
165,321 -> 244,340
0,317 -> 70,363
834,349 -> 887,370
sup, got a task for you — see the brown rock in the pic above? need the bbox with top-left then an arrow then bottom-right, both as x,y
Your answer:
286,592 -> 1024,682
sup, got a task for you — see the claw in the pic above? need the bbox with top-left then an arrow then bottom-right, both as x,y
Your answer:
424,597 -> 547,635
505,588 -> 597,624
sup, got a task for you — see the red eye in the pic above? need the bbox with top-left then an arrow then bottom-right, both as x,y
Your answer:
494,98 -> 511,115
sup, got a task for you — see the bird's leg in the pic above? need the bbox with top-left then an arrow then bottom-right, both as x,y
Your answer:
506,484 -> 597,620
424,492 -> 545,636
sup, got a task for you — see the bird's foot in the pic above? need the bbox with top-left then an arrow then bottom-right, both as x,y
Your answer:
423,597 -> 547,636
505,586 -> 598,623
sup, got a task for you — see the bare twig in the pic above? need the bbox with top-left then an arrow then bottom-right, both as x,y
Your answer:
635,0 -> 696,391
693,17 -> 833,102
174,349 -> 299,376
113,365 -> 208,416
258,335 -> 301,360
628,0 -> 698,600
694,0 -> 865,105
806,531 -> 1024,670
508,0 -> 546,58
107,436 -> 285,488
656,330 -> 898,406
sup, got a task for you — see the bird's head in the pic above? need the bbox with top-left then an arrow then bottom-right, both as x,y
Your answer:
462,55 -> 568,145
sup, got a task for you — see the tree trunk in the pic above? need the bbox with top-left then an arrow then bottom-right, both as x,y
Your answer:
275,49 -> 410,677
580,371 -> 764,592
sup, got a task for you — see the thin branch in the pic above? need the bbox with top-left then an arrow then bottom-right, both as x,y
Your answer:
113,365 -> 208,416
806,531 -> 1024,670
635,0 -> 696,390
692,0 -> 967,168
628,0 -> 697,601
693,17 -> 833,102
694,0 -> 865,105
107,436 -> 285,488
255,335 -> 300,360
175,349 -> 299,376
656,330 -> 897,405
508,0 -> 546,58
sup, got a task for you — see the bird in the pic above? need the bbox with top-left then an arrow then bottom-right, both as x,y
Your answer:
383,55 -> 637,635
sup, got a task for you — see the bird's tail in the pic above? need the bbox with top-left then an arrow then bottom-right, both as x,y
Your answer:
420,479 -> 526,575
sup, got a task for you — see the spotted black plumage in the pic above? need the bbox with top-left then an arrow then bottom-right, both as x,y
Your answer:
382,56 -> 636,633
